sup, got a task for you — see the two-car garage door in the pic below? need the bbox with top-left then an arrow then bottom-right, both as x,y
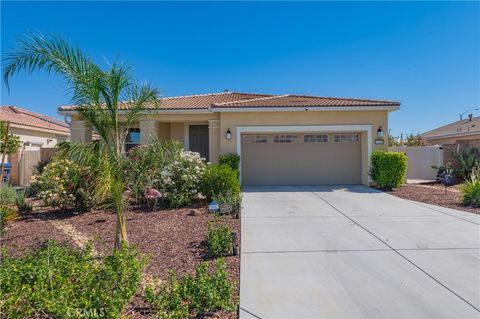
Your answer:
241,133 -> 362,186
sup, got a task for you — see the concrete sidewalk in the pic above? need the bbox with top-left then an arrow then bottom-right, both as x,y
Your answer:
239,186 -> 480,319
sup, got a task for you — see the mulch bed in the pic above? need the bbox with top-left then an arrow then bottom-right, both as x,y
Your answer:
385,183 -> 479,214
1,202 -> 240,318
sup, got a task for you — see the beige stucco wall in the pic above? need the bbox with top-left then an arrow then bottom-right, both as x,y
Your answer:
158,123 -> 171,141
138,114 -> 220,159
69,110 -> 389,183
10,126 -> 68,150
219,110 -> 389,184
7,126 -> 68,186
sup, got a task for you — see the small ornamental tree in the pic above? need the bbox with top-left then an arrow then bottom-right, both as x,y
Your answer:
0,121 -> 21,186
3,33 -> 160,249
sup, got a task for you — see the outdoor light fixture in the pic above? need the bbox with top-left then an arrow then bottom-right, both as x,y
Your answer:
226,128 -> 232,140
377,126 -> 384,138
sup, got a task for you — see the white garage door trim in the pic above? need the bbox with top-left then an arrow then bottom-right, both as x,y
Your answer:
236,125 -> 373,184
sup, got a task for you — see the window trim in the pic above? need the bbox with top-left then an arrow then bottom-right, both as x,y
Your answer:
273,134 -> 298,144
334,133 -> 359,143
242,135 -> 268,144
304,134 -> 328,143
125,128 -> 141,152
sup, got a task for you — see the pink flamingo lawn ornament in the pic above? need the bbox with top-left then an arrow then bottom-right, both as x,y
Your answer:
144,188 -> 162,212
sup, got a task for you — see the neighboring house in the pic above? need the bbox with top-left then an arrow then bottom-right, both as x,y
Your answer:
421,115 -> 480,148
58,91 -> 400,186
0,106 -> 70,185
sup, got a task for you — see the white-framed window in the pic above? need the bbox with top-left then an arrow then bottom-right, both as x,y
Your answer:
334,134 -> 359,143
243,135 -> 268,144
125,128 -> 140,152
273,135 -> 298,144
304,134 -> 328,143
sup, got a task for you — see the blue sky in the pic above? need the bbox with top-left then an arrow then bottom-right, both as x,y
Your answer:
1,1 -> 479,136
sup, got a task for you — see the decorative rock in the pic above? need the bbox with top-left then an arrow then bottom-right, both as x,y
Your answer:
189,209 -> 201,216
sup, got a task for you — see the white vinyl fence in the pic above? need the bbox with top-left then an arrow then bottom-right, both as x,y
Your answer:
389,146 -> 443,180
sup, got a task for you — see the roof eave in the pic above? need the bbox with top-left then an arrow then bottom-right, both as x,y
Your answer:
58,108 -> 214,116
422,131 -> 480,140
58,104 -> 400,116
210,105 -> 400,112
9,122 -> 70,135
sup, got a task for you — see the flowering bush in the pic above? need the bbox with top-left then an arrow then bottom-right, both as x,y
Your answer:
125,140 -> 182,202
125,141 -> 206,208
30,158 -> 91,209
160,151 -> 206,207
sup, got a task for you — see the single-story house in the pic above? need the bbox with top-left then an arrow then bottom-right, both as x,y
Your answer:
58,91 -> 400,186
421,115 -> 480,148
0,106 -> 70,185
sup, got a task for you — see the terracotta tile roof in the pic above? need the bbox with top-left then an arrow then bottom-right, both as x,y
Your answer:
58,92 -> 273,111
212,94 -> 400,108
421,116 -> 480,140
161,92 -> 273,110
0,106 -> 70,134
58,91 -> 400,111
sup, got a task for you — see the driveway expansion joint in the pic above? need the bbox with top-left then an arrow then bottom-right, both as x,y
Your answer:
239,307 -> 263,319
312,191 -> 480,313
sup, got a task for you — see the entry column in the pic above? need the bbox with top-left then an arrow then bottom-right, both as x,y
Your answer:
208,120 -> 220,164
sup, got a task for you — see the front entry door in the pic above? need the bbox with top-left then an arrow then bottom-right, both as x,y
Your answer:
189,125 -> 209,161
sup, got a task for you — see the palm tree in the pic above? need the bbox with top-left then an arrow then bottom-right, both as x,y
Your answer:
2,33 -> 160,249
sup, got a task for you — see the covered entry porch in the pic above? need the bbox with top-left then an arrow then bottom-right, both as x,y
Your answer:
69,115 -> 222,163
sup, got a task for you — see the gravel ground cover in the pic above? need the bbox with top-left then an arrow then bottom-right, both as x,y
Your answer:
385,183 -> 479,214
1,202 -> 240,318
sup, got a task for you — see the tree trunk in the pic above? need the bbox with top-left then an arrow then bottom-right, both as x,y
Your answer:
113,174 -> 129,250
114,209 -> 128,250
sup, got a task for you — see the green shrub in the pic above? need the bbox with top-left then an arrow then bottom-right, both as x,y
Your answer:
447,146 -> 478,180
461,169 -> 480,207
144,273 -> 189,319
212,191 -> 242,211
30,158 -> 91,209
200,165 -> 241,205
145,259 -> 236,318
15,190 -> 32,214
183,259 -> 236,314
0,185 -> 17,206
218,153 -> 240,176
0,206 -> 17,235
370,151 -> 407,189
205,219 -> 233,258
0,240 -> 146,318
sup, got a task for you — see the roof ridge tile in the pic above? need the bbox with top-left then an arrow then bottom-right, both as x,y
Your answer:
162,92 -> 232,100
212,94 -> 287,106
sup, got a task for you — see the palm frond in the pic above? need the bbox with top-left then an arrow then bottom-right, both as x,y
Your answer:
3,32 -> 162,249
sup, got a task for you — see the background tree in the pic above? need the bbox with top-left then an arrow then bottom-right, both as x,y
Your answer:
404,133 -> 425,147
2,33 -> 160,249
388,131 -> 426,147
0,121 -> 21,186
387,130 -> 401,147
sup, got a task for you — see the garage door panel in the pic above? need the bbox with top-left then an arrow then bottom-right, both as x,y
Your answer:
241,133 -> 362,186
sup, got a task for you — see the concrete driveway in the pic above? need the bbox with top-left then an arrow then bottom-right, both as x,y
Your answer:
239,186 -> 480,319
